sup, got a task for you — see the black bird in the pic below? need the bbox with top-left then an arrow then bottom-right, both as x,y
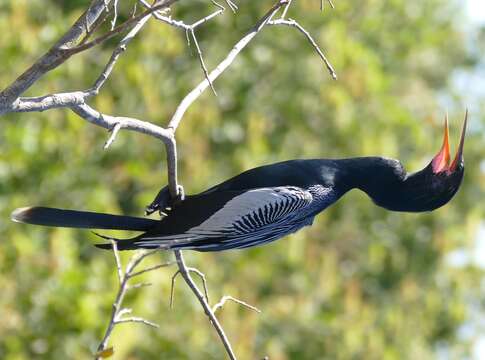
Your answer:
11,113 -> 467,252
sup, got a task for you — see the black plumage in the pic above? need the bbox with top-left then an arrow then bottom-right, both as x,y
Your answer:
11,113 -> 467,252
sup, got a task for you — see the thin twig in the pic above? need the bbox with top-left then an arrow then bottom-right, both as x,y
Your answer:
115,317 -> 160,328
111,0 -> 119,30
189,29 -> 217,96
139,0 -> 224,96
126,248 -> 163,273
129,261 -> 173,278
96,246 -> 130,357
104,123 -> 122,149
77,8 -> 111,47
89,14 -> 151,96
131,2 -> 138,18
116,308 -> 133,319
95,247 -> 164,357
67,1 -> 177,56
187,266 -> 210,304
168,0 -> 288,130
128,282 -> 153,290
224,0 -> 238,13
170,270 -> 181,308
111,240 -> 123,283
268,18 -> 337,80
212,295 -> 261,314
320,0 -> 335,11
191,7 -> 225,28
280,0 -> 293,19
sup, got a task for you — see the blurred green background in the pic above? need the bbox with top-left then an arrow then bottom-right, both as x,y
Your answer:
1,0 -> 484,359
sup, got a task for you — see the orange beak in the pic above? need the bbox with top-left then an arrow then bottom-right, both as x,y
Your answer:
449,109 -> 468,172
431,110 -> 468,174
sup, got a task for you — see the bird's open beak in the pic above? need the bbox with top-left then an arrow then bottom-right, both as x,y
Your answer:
449,109 -> 468,172
431,110 -> 468,174
431,114 -> 451,173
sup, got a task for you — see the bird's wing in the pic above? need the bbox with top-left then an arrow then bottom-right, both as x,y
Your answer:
134,186 -> 315,248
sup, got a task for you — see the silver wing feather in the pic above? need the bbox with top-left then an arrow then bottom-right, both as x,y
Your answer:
135,186 -> 315,248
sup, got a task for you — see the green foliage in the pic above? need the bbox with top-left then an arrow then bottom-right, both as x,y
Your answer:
1,0 -> 484,359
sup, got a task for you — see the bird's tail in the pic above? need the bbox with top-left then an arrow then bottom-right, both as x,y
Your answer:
11,206 -> 158,231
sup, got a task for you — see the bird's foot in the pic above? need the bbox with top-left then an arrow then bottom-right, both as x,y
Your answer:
145,185 -> 185,216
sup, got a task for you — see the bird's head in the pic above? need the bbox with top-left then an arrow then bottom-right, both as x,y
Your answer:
372,111 -> 468,212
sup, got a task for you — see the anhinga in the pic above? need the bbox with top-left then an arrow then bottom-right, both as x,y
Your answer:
11,113 -> 467,252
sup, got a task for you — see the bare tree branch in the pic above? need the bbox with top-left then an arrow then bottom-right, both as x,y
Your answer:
0,0 -> 111,107
170,269 -> 181,309
138,0 -> 224,95
104,123 -> 122,149
67,1 -> 176,56
68,105 -> 179,191
111,0 -> 120,30
323,0 -> 335,11
3,92 -> 88,114
130,261 -> 174,278
89,14 -> 151,96
189,28 -> 218,96
111,240 -> 123,283
1,1 -> 337,358
0,9 -> 152,115
95,246 -> 170,358
268,18 -> 337,79
186,266 -> 210,303
174,251 -> 237,360
128,282 -> 153,290
223,0 -> 238,13
115,317 -> 160,328
0,0 -> 178,114
280,0 -> 293,19
168,0 -> 289,131
70,103 -> 174,142
212,295 -> 261,314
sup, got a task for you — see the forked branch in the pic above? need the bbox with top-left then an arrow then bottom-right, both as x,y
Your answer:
95,243 -> 171,359
1,0 -> 338,359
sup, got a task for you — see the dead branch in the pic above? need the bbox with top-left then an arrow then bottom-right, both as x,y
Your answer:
268,18 -> 337,79
95,245 -> 171,358
168,0 -> 290,131
1,0 -> 338,359
0,0 -> 111,107
174,251 -> 238,360
212,295 -> 261,314
138,0 -> 225,95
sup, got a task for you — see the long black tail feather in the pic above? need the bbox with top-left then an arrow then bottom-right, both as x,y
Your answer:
11,206 -> 158,231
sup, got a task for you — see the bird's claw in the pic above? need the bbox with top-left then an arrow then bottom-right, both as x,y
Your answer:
145,185 -> 185,216
145,185 -> 170,216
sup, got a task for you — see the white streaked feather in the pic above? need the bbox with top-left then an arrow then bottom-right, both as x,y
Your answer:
134,185 -> 337,250
139,187 -> 313,243
187,187 -> 312,234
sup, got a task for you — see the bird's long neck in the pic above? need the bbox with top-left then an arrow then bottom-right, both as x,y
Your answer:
318,156 -> 461,212
336,157 -> 405,189
313,157 -> 407,208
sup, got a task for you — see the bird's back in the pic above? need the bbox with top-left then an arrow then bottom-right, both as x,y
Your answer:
202,159 -> 338,193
